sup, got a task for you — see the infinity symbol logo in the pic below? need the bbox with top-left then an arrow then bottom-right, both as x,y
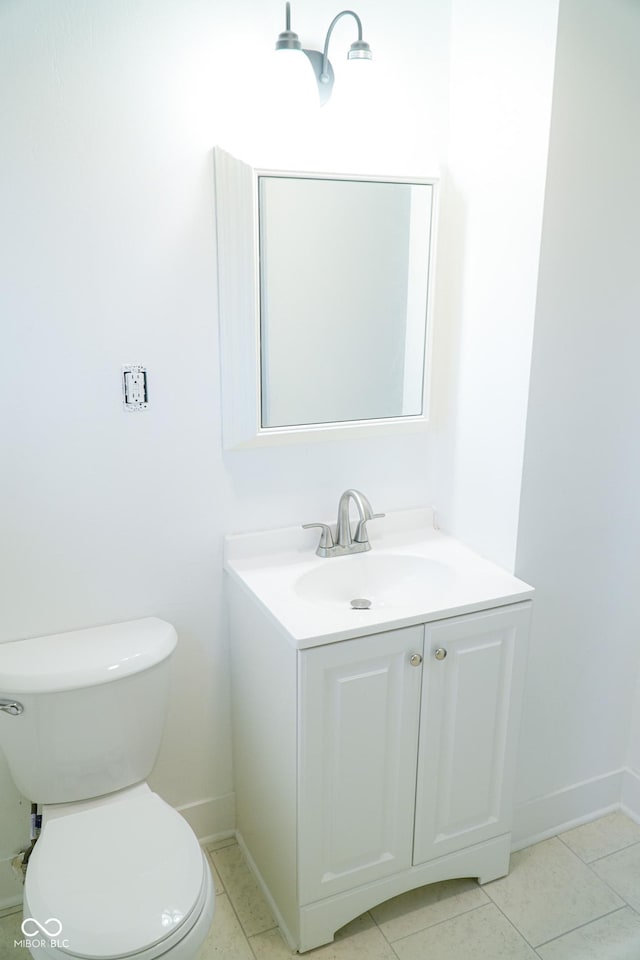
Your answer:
21,917 -> 63,938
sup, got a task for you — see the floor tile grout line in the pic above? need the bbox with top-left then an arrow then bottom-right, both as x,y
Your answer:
245,929 -> 264,960
481,857 -> 544,951
204,848 -> 227,897
494,832 -> 640,945
386,935 -> 405,960
483,834 -> 636,952
377,898 -> 493,948
556,830 -> 640,865
555,832 -> 583,859
207,845 -> 280,951
358,907 -> 408,960
581,849 -> 640,913
586,837 -> 640,865
205,836 -> 237,853
477,886 -> 541,952
199,843 -> 277,956
246,925 -> 296,960
0,905 -> 22,919
214,887 -> 265,959
367,906 -> 407,954
532,904 -> 630,951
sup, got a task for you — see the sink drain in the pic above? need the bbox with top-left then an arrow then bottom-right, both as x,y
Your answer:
350,598 -> 372,610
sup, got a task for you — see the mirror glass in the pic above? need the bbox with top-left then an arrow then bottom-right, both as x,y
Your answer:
258,175 -> 434,428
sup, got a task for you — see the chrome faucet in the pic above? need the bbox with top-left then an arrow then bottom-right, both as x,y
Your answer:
303,489 -> 385,558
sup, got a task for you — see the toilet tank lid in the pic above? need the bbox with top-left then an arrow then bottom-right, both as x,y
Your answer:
0,618 -> 177,693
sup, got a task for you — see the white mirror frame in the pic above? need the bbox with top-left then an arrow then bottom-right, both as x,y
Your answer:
214,147 -> 439,449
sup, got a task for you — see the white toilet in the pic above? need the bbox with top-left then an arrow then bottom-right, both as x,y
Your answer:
0,618 -> 215,959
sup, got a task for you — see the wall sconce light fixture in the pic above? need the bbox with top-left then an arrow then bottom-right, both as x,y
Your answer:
275,2 -> 373,106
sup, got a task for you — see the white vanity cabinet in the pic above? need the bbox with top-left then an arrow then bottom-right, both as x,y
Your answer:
228,581 -> 531,953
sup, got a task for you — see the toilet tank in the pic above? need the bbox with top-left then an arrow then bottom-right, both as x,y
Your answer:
0,618 -> 177,803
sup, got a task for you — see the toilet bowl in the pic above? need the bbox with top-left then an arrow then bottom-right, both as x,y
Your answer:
23,785 -> 215,959
0,618 -> 215,960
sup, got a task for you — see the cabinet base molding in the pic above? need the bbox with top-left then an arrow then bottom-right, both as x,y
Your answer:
239,830 -> 511,953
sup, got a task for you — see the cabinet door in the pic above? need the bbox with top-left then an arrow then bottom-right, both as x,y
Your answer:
413,603 -> 530,866
298,626 -> 424,905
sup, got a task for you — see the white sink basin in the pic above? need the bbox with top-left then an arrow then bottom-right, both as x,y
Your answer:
294,554 -> 452,607
224,508 -> 534,647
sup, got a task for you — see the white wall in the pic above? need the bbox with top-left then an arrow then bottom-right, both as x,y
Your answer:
0,0 -> 452,906
433,0 -> 560,569
514,0 -> 640,840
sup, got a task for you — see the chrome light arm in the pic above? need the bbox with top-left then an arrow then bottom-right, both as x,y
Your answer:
319,10 -> 367,83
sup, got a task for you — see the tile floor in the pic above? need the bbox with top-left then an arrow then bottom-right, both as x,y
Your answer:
3,812 -> 640,959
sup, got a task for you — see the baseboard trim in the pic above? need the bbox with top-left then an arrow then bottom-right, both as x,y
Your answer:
620,767 -> 640,824
176,792 -> 235,843
511,768 -> 624,851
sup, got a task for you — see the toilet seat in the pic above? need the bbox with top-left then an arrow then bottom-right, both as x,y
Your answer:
24,867 -> 214,960
24,785 -> 213,959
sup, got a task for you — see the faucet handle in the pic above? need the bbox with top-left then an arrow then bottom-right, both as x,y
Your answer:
354,512 -> 385,543
302,522 -> 335,551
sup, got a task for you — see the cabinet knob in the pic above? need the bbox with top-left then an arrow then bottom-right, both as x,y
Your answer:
409,653 -> 423,667
434,647 -> 448,661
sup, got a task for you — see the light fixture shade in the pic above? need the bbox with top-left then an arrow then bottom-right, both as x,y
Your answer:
272,48 -> 319,111
275,29 -> 302,51
347,40 -> 372,60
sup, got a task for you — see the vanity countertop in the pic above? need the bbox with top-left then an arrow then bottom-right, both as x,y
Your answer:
224,508 -> 534,649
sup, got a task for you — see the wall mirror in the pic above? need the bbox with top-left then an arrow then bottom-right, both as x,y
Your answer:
214,147 -> 438,448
